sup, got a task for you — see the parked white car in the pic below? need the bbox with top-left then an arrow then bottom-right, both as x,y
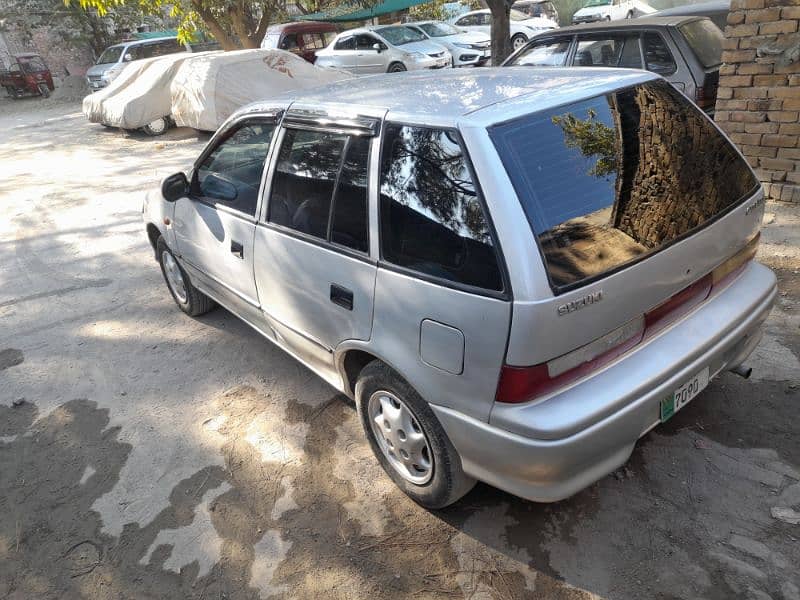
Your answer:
572,0 -> 637,23
404,21 -> 490,67
315,26 -> 451,74
451,8 -> 557,50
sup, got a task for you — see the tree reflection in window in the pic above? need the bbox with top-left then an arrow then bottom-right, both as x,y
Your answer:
379,124 -> 502,292
551,108 -> 618,180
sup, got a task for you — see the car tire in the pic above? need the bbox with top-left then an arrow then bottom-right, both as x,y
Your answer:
388,62 -> 407,73
511,33 -> 528,50
156,236 -> 216,317
355,361 -> 476,509
142,116 -> 170,136
626,10 -> 634,18
37,83 -> 50,98
605,15 -> 612,20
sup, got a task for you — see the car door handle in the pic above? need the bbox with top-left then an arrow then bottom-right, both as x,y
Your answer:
231,240 -> 244,259
330,284 -> 353,311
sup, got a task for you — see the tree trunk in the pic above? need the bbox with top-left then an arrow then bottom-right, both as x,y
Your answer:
486,0 -> 512,66
192,0 -> 241,50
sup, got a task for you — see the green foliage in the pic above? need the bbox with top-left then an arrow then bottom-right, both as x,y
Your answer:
552,108 -> 618,178
66,0 -> 289,50
409,0 -> 448,21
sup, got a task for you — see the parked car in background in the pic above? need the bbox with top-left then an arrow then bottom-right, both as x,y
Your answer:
572,0 -> 636,23
86,36 -> 188,90
1,53 -> 54,98
261,21 -> 339,63
451,8 -> 557,50
144,68 -> 774,509
315,26 -> 451,74
512,0 -> 560,27
505,16 -> 723,113
404,21 -> 491,67
649,0 -> 729,31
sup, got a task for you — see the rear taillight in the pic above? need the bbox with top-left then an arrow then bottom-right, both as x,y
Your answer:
495,317 -> 644,404
495,234 -> 759,405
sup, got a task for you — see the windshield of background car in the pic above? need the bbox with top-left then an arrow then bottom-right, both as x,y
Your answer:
96,45 -> 124,64
489,79 -> 758,292
679,19 -> 724,68
18,56 -> 47,72
379,26 -> 426,45
510,9 -> 532,20
585,0 -> 611,6
419,22 -> 460,37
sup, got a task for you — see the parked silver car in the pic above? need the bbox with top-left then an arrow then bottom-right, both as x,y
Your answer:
144,68 -> 776,508
86,36 -> 187,90
404,21 -> 491,67
314,25 -> 451,73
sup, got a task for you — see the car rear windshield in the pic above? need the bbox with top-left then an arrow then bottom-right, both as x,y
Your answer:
489,79 -> 758,293
18,56 -> 47,72
679,19 -> 723,68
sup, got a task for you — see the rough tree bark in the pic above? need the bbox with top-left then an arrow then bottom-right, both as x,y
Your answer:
485,0 -> 513,66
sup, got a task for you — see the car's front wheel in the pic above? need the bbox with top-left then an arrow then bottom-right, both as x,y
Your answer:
156,237 -> 215,317
511,33 -> 528,50
388,62 -> 407,73
356,361 -> 476,509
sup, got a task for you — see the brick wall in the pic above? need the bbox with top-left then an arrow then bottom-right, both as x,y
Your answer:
714,0 -> 800,203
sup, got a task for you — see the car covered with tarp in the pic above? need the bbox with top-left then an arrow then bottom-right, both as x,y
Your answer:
82,52 -> 210,135
170,48 -> 353,132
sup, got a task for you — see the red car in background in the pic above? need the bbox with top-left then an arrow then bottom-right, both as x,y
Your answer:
260,21 -> 339,63
0,53 -> 55,98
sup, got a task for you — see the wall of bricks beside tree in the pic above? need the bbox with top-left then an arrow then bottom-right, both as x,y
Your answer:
714,0 -> 800,203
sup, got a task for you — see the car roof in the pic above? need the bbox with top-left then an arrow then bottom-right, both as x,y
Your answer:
267,21 -> 338,33
241,67 -> 656,126
651,0 -> 730,17
120,36 -> 178,47
554,15 -> 706,33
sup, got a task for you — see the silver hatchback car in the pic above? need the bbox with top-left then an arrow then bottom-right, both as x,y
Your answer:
144,68 -> 776,508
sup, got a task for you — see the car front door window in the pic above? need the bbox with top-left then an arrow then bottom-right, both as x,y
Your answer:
193,121 -> 276,217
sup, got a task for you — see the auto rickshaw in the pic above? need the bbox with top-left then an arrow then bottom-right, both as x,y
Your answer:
0,53 -> 55,98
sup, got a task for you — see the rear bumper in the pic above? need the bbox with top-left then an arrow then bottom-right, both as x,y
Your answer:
432,261 -> 777,502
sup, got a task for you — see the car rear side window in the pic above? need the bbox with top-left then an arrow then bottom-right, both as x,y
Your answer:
679,19 -> 723,68
269,129 -> 370,254
642,32 -> 676,75
489,80 -> 758,292
379,124 -> 503,292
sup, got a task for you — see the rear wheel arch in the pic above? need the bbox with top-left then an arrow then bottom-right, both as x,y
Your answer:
339,348 -> 383,397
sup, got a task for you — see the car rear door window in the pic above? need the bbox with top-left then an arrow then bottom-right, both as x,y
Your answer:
642,32 -> 676,75
269,129 -> 370,253
334,35 -> 356,50
489,80 -> 757,292
269,129 -> 346,239
379,124 -> 503,292
510,39 -> 571,66
574,35 -> 641,68
194,121 -> 276,217
331,136 -> 370,252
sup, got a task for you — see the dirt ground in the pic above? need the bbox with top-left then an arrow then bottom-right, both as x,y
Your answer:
1,95 -> 799,600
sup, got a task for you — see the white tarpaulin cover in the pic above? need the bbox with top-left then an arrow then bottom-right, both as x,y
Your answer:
170,49 -> 353,132
82,52 -> 208,129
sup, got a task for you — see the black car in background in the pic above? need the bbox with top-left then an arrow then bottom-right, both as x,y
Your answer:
503,16 -> 724,114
